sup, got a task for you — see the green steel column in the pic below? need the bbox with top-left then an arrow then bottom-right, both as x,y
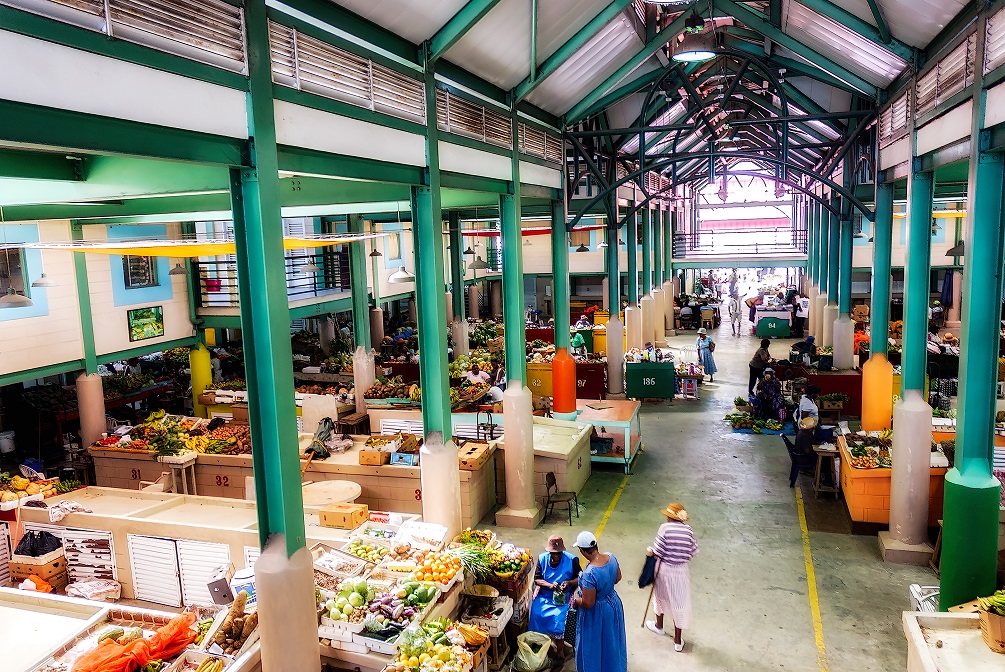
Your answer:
838,211 -> 853,314
902,167 -> 933,392
627,209 -> 639,303
347,214 -> 371,348
412,186 -> 451,435
818,204 -> 829,295
448,212 -> 465,320
641,206 -> 652,295
940,143 -> 1005,609
827,200 -> 840,302
663,208 -> 674,281
501,192 -> 526,384
551,199 -> 570,350
607,221 -> 620,311
806,202 -> 816,287
233,0 -> 305,556
70,223 -> 97,374
652,207 -> 662,288
871,183 -> 894,356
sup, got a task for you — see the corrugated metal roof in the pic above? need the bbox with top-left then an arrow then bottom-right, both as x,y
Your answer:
330,0 -> 468,45
525,12 -> 645,114
444,0 -> 530,90
785,1 -> 908,88
826,0 -> 970,49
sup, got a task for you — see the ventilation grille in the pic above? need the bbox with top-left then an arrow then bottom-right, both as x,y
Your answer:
2,0 -> 247,73
915,31 -> 977,116
879,90 -> 910,148
519,123 -> 563,163
436,89 -> 512,148
270,20 -> 425,124
985,5 -> 1005,74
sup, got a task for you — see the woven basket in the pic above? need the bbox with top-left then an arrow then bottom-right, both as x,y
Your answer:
980,609 -> 1005,654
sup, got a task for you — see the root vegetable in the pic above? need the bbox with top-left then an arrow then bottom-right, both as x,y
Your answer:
215,590 -> 248,644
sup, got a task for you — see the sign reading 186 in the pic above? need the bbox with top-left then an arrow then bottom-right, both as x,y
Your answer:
643,377 -> 657,386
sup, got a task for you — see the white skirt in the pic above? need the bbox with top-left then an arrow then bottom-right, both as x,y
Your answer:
652,562 -> 692,630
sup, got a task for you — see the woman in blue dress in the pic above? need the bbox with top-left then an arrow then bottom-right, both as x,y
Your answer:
571,531 -> 627,672
529,535 -> 581,665
697,328 -> 717,382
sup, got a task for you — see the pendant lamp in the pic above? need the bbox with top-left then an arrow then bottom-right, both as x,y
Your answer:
946,240 -> 964,256
388,266 -> 416,283
672,14 -> 715,64
0,290 -> 33,308
468,257 -> 490,270
575,243 -> 589,252
31,273 -> 57,287
299,262 -> 322,274
168,263 -> 188,276
597,240 -> 609,249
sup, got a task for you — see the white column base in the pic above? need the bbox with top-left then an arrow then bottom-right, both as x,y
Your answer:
661,281 -> 675,334
822,303 -> 838,348
651,288 -> 666,346
890,390 -> 933,546
878,530 -> 934,566
450,319 -> 469,357
256,535 -> 322,672
833,315 -> 855,369
369,308 -> 384,350
498,385 -> 540,528
606,318 -> 624,394
625,306 -> 642,350
445,291 -> 453,324
420,434 -> 462,538
494,505 -> 545,529
76,373 -> 106,449
640,295 -> 655,347
353,347 -> 376,415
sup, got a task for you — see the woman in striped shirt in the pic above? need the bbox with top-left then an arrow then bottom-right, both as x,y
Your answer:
646,502 -> 698,652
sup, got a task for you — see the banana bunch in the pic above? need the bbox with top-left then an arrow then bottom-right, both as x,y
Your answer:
184,435 -> 212,453
978,590 -> 1005,616
879,429 -> 893,441
455,623 -> 488,646
408,384 -> 422,402
194,658 -> 224,672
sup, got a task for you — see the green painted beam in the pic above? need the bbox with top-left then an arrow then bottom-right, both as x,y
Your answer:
573,68 -> 668,122
626,209 -> 639,303
723,35 -> 866,97
721,0 -> 878,97
347,214 -> 371,348
797,0 -> 915,63
515,0 -> 635,101
0,360 -> 86,387
290,296 -> 352,320
0,148 -> 80,182
198,313 -> 243,330
97,336 -> 198,365
271,86 -> 426,136
902,167 -> 933,392
70,224 -> 97,374
865,0 -> 892,44
870,183 -> 893,355
769,0 -> 782,27
448,212 -> 465,320
276,145 -> 424,185
235,0 -> 306,557
565,9 -> 706,123
0,99 -> 246,166
429,0 -> 504,62
551,199 -> 570,349
670,258 -> 807,270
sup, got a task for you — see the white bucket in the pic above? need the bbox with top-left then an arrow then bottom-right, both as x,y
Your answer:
0,431 -> 14,454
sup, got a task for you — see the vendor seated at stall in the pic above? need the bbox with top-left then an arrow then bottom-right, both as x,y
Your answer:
465,363 -> 492,384
791,335 -> 817,361
752,368 -> 786,421
782,417 -> 819,487
570,331 -> 588,358
574,314 -> 592,329
529,535 -> 581,665
679,303 -> 694,329
795,384 -> 820,424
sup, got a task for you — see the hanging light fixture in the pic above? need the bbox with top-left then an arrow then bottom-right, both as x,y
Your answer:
388,266 -> 415,283
618,238 -> 626,246
463,245 -> 475,255
597,240 -> 609,249
168,263 -> 188,276
946,240 -> 965,256
523,236 -> 531,246
0,289 -> 33,309
853,231 -> 868,239
299,261 -> 322,274
468,256 -> 490,270
369,248 -> 383,258
672,14 -> 715,64
31,273 -> 57,287
575,243 -> 589,253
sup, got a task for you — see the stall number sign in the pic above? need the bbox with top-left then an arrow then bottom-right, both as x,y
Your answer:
642,377 -> 657,386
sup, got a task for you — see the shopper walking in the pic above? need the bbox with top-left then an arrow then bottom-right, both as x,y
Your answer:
571,532 -> 626,672
645,503 -> 698,652
696,329 -> 717,382
727,293 -> 742,335
529,535 -> 581,665
748,338 -> 772,395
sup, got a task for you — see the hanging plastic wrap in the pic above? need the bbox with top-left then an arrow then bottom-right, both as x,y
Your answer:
353,347 -> 376,414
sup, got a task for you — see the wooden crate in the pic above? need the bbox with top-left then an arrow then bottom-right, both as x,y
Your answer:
458,441 -> 493,471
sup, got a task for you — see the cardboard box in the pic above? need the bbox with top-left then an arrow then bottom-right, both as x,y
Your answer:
198,391 -> 217,405
9,554 -> 66,581
10,567 -> 68,592
359,449 -> 391,466
320,503 -> 369,529
231,403 -> 249,422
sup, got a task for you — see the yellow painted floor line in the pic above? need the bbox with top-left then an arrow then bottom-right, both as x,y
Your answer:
795,485 -> 829,672
595,475 -> 629,538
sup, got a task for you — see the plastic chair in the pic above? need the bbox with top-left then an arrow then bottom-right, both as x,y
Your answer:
545,472 -> 578,525
700,308 -> 715,330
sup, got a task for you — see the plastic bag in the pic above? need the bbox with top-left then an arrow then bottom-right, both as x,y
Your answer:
513,631 -> 552,672
14,530 -> 62,557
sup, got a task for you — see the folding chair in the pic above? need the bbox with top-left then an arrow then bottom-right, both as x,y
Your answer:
545,472 -> 578,525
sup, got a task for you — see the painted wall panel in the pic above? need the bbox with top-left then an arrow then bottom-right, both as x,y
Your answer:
273,101 -> 425,167
0,221 -> 84,377
0,30 -> 248,138
984,82 -> 1005,128
879,137 -> 910,170
519,162 -> 562,189
916,100 -> 973,156
438,142 -> 512,181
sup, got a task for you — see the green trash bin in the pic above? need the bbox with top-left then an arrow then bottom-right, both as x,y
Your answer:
625,361 -> 676,399
756,317 -> 791,338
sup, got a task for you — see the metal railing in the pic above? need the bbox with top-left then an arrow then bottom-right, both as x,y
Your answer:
192,253 -> 347,309
672,227 -> 808,259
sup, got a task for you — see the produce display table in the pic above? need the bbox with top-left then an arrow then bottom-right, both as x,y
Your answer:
525,327 -> 554,344
753,307 -> 791,325
526,362 -> 553,396
837,435 -> 946,527
755,316 -> 790,337
576,362 -> 607,400
903,611 -> 1002,672
806,369 -> 863,417
385,360 -> 420,383
576,399 -> 642,474
625,361 -> 676,399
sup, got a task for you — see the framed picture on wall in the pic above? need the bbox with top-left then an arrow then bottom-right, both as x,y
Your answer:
127,306 -> 165,342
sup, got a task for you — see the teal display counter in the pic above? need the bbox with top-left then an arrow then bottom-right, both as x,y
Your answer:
625,361 -> 676,399
756,317 -> 791,337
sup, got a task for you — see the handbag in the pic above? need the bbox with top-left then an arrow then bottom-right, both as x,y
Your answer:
708,341 -> 716,352
638,554 -> 658,589
563,605 -> 577,643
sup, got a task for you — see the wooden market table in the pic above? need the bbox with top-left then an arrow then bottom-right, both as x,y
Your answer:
575,399 -> 642,474
301,479 -> 363,507
837,435 -> 947,528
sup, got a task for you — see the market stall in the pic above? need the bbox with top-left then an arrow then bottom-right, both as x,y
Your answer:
492,416 -> 592,507
625,360 -> 676,400
576,399 -> 642,474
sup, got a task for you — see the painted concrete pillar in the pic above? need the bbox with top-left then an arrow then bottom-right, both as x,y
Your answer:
814,204 -> 830,346
369,308 -> 384,350
653,207 -> 663,291
448,212 -> 465,322
411,184 -> 461,537
190,344 -> 213,418
822,202 -> 840,348
861,182 -> 894,432
551,199 -> 575,418
501,193 -> 527,385
664,208 -> 674,281
806,202 -> 817,338
490,280 -> 502,319
407,296 -> 417,325
601,277 -> 609,311
496,385 -> 542,527
833,213 -> 855,369
468,282 -> 480,321
318,317 -> 335,357
945,270 -> 963,326
882,167 -> 934,564
940,147 -> 1004,607
75,372 -> 106,449
605,221 -> 624,393
347,214 -> 371,349
445,291 -> 453,324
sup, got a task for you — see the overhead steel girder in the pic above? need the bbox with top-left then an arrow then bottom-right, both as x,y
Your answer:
865,0 -> 893,44
721,0 -> 878,98
428,0 -> 504,62
565,7 -> 711,123
575,69 -> 670,123
566,150 -> 872,231
797,0 -> 915,64
0,148 -> 82,182
515,0 -> 635,102
722,34 -> 865,97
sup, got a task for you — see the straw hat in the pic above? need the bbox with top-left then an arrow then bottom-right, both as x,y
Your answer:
545,535 -> 566,553
661,502 -> 689,522
798,416 -> 818,431
697,328 -> 707,335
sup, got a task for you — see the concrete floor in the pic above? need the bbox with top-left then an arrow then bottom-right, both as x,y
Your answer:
485,318 -> 935,672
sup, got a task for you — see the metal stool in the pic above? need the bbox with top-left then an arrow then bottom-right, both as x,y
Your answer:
476,405 -> 498,441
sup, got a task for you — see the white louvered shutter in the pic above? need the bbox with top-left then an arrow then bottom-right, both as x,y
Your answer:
176,539 -> 231,605
244,546 -> 260,570
986,6 -> 1005,74
0,522 -> 10,586
128,535 -> 182,607
63,529 -> 117,582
